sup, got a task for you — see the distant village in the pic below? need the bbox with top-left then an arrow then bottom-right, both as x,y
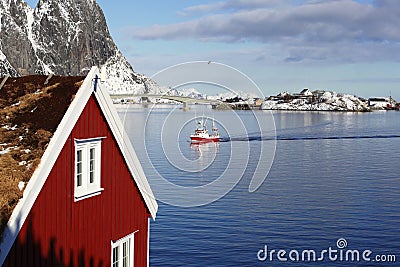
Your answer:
223,89 -> 399,112
113,88 -> 399,112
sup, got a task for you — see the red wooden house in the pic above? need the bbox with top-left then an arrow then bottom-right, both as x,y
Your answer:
0,67 -> 158,267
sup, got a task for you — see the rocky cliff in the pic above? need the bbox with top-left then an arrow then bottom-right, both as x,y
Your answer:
0,0 -> 158,94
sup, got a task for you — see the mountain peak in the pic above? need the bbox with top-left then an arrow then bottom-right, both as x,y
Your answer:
0,0 -> 157,94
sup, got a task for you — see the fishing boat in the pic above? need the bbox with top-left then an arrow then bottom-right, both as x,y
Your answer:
190,116 -> 220,143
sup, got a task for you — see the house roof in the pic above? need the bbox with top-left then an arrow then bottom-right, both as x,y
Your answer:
300,88 -> 311,94
0,67 -> 157,264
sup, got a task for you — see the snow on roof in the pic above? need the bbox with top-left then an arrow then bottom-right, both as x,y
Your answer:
0,75 -> 84,240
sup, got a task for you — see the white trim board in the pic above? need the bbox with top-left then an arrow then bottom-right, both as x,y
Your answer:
94,80 -> 158,217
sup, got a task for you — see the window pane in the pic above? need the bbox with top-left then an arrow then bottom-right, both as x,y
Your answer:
77,149 -> 82,161
89,172 -> 94,184
123,241 -> 130,267
113,246 -> 119,267
77,173 -> 82,187
90,147 -> 95,159
77,162 -> 82,174
76,150 -> 82,187
89,148 -> 95,183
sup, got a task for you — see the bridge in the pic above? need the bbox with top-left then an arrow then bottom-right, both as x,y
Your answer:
110,94 -> 221,106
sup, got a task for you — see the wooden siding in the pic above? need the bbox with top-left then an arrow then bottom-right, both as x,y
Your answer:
3,95 -> 151,267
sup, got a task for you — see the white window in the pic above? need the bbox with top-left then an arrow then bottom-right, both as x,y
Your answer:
111,232 -> 136,267
74,138 -> 104,201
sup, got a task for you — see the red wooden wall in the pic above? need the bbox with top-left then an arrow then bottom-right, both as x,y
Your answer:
3,95 -> 151,267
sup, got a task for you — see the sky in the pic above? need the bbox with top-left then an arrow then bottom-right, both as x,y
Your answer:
25,0 -> 400,99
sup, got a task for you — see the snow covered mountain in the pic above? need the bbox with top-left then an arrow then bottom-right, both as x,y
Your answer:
169,87 -> 258,100
177,88 -> 205,99
0,0 -> 159,94
206,90 -> 260,101
0,50 -> 18,76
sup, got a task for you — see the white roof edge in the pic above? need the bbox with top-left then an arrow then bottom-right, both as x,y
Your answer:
0,67 -> 157,265
93,73 -> 158,219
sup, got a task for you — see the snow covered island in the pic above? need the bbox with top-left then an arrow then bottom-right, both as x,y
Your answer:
261,89 -> 371,112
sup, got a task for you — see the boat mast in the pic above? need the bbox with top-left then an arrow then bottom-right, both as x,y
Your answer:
202,108 -> 207,129
212,112 -> 215,129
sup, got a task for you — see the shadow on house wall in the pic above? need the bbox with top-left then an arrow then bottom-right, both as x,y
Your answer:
2,216 -> 104,267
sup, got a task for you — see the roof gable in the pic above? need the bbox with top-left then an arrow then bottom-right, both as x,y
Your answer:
92,70 -> 158,217
0,67 -> 157,265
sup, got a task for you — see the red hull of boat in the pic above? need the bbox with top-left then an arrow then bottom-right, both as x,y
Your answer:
190,136 -> 220,143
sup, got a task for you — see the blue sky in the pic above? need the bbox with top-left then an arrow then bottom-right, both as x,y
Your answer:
25,0 -> 400,99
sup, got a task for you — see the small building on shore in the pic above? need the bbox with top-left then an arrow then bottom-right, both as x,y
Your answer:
300,88 -> 313,96
368,97 -> 391,109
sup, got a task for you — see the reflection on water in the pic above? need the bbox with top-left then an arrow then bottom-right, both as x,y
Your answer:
190,141 -> 219,158
184,142 -> 221,178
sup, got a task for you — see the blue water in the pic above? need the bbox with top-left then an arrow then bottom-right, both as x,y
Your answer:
119,106 -> 400,266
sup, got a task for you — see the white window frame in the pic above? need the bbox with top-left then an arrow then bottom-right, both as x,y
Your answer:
111,231 -> 138,267
74,137 -> 105,201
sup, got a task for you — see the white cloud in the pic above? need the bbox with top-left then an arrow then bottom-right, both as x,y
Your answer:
128,0 -> 400,64
131,1 -> 400,43
179,0 -> 280,15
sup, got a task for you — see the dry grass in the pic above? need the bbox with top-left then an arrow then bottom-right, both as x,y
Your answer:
0,75 -> 84,240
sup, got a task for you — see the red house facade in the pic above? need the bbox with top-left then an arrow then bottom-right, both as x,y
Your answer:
0,67 -> 158,267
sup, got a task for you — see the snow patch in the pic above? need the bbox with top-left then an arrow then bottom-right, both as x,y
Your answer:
2,124 -> 18,131
24,6 -> 53,74
18,181 -> 25,191
0,148 -> 10,155
0,50 -> 6,61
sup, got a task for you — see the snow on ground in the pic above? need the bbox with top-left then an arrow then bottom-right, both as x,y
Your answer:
261,91 -> 369,111
0,149 -> 10,155
0,50 -> 6,61
2,125 -> 18,131
18,181 -> 25,191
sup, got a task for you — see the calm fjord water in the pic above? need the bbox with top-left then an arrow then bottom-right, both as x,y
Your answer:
119,106 -> 399,266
